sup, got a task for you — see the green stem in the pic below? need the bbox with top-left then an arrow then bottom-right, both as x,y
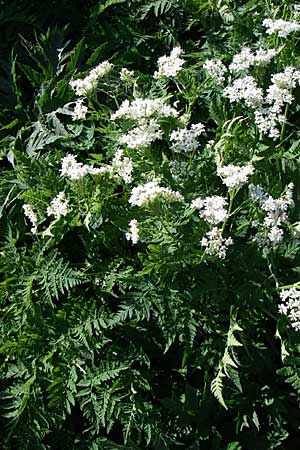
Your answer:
267,256 -> 279,288
222,190 -> 236,234
280,103 -> 290,144
185,146 -> 197,181
276,282 -> 300,291
199,249 -> 207,265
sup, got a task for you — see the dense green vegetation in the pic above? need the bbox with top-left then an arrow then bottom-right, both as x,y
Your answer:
1,1 -> 300,449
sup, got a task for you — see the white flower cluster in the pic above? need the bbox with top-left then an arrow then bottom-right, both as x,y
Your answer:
224,64 -> 300,139
120,68 -> 134,81
253,48 -> 277,65
248,184 -> 268,204
229,47 -> 253,72
46,192 -> 69,219
70,61 -> 113,96
203,59 -> 227,85
229,47 -> 276,72
112,149 -> 133,183
254,106 -> 285,139
279,287 -> 300,331
217,164 -> 255,190
201,227 -> 233,259
249,183 -> 294,245
125,219 -> 139,244
112,98 -> 178,149
129,180 -> 183,207
254,67 -> 300,139
119,119 -> 163,148
23,204 -> 38,234
191,196 -> 228,224
267,66 -> 300,107
263,18 -> 300,38
60,154 -> 109,180
169,123 -> 205,153
71,99 -> 88,121
111,98 -> 178,121
154,47 -> 184,78
295,4 -> 300,19
61,152 -> 133,184
224,76 -> 264,108
169,160 -> 194,183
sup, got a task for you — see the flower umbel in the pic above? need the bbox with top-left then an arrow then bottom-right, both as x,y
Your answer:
129,180 -> 183,207
249,183 -> 294,245
71,99 -> 88,121
191,196 -> 228,225
125,219 -> 139,244
23,204 -> 38,234
154,47 -> 184,78
170,123 -> 205,153
111,98 -> 178,122
201,227 -> 233,259
263,18 -> 300,38
119,119 -> 163,149
217,164 -> 255,190
203,59 -> 227,85
46,192 -> 69,219
70,60 -> 113,96
112,149 -> 133,183
279,287 -> 300,331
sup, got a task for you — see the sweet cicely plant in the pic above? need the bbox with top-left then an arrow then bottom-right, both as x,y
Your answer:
2,1 -> 300,449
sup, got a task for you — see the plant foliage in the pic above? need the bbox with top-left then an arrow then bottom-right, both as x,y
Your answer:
1,0 -> 300,449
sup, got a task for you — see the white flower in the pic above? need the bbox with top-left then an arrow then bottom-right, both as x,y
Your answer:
88,166 -> 113,176
129,180 -> 183,207
249,184 -> 269,205
120,68 -> 134,81
249,183 -> 294,245
229,47 -> 254,72
229,47 -> 276,73
111,98 -> 178,122
154,47 -> 184,78
119,119 -> 163,148
60,154 -> 90,179
191,196 -> 228,224
253,48 -> 277,66
169,123 -> 205,153
206,140 -> 215,149
70,61 -> 113,96
203,59 -> 227,85
90,61 -> 113,79
125,219 -> 139,244
70,78 -> 94,97
254,106 -> 285,140
46,192 -> 69,219
217,164 -> 255,190
266,67 -> 300,107
60,154 -> 113,180
71,99 -> 88,121
294,4 -> 300,19
224,76 -> 264,108
112,149 -> 133,183
279,287 -> 300,331
223,66 -> 300,140
23,204 -> 38,234
268,226 -> 284,244
263,18 -> 300,38
252,67 -> 300,139
201,227 -> 233,259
